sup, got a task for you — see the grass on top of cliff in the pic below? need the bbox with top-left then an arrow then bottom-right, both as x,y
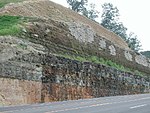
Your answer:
0,15 -> 27,36
58,54 -> 146,77
0,0 -> 24,8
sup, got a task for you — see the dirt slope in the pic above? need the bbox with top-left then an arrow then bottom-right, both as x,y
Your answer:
0,0 -> 129,50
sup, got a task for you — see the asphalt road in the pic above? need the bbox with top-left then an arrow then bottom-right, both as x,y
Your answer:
0,93 -> 150,113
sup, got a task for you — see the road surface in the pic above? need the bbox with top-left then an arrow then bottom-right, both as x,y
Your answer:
0,93 -> 150,113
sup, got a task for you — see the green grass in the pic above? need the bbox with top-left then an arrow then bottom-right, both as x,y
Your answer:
0,15 -> 26,36
0,0 -> 24,8
57,53 -> 147,77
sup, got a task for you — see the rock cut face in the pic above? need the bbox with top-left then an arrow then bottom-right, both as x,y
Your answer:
0,0 -> 150,106
0,36 -> 45,81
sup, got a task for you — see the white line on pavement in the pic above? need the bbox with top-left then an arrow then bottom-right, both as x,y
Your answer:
46,97 -> 150,113
130,104 -> 147,109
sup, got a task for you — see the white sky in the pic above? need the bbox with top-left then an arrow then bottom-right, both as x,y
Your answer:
50,0 -> 150,51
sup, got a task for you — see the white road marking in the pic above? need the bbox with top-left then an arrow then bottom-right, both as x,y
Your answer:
46,97 -> 150,113
130,104 -> 147,109
2,95 -> 150,113
46,103 -> 111,113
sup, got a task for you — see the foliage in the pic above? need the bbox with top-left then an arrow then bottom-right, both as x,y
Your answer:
0,15 -> 26,36
126,32 -> 142,52
82,3 -> 99,20
66,0 -> 88,12
101,3 -> 119,28
0,0 -> 24,8
101,3 -> 142,52
101,3 -> 127,40
67,0 -> 99,20
141,51 -> 150,58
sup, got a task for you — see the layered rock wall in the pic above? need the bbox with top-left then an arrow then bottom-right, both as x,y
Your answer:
0,36 -> 44,105
41,55 -> 150,102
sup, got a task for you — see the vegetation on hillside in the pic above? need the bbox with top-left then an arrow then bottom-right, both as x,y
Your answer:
0,1 -> 29,36
0,0 -> 24,8
0,15 -> 27,36
57,53 -> 146,77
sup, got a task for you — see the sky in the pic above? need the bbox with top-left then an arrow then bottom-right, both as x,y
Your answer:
50,0 -> 150,51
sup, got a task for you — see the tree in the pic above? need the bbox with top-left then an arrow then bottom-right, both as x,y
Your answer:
66,0 -> 99,20
82,3 -> 99,20
112,22 -> 127,40
66,0 -> 88,12
101,3 -> 142,52
126,32 -> 142,52
101,3 -> 127,40
101,3 -> 119,27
